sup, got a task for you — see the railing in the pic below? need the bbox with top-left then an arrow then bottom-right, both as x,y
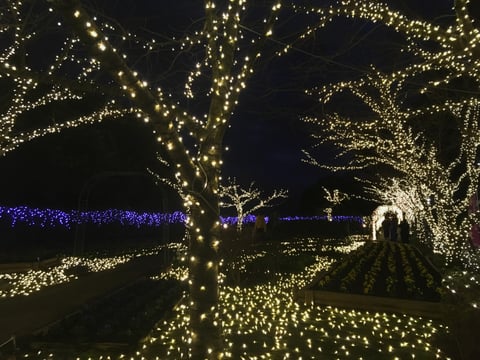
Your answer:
0,336 -> 16,357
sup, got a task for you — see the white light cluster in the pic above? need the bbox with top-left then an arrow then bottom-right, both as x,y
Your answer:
130,237 -> 449,359
0,0 -> 134,157
0,244 -> 175,298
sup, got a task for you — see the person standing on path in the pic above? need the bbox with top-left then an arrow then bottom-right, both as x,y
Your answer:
400,219 -> 410,243
252,214 -> 267,242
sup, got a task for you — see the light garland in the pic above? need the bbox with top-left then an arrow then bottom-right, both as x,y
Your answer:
0,243 -> 182,298
18,237 -> 452,359
0,205 -> 365,229
0,206 -> 187,228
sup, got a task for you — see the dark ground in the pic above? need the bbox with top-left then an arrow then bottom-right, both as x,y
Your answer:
0,253 -> 166,347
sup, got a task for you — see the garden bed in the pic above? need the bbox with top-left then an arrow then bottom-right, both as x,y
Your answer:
296,240 -> 445,318
21,277 -> 186,358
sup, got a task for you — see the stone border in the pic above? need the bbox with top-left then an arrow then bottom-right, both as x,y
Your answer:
294,288 -> 445,319
0,257 -> 62,274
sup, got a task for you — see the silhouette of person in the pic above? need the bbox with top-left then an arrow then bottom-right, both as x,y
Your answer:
382,215 -> 391,240
252,214 -> 267,242
390,215 -> 398,241
400,219 -> 410,243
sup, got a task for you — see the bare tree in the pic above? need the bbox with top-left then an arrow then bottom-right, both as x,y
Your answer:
0,0 -> 133,156
219,177 -> 288,233
322,187 -> 349,221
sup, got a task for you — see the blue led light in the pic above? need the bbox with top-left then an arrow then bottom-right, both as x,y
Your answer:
0,205 -> 363,228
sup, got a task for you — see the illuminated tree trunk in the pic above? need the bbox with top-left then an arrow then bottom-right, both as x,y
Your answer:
181,66 -> 229,357
236,209 -> 244,234
187,192 -> 222,358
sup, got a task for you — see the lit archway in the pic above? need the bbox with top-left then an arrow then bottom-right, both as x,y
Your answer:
371,205 -> 403,240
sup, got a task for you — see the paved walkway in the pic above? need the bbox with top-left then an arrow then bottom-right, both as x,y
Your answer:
0,253 -> 166,347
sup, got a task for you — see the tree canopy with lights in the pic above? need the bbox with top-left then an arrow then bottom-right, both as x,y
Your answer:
300,0 -> 480,269
0,0 -> 135,156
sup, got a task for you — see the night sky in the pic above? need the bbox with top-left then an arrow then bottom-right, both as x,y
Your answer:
0,0 -> 472,215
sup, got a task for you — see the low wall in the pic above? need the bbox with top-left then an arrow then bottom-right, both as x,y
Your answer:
0,257 -> 62,274
295,287 -> 445,319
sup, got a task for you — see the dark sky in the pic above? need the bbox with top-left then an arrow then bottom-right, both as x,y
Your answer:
0,0 -> 469,214
221,0 -> 455,201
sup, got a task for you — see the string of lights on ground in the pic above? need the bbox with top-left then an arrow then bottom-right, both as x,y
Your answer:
16,237 -> 463,359
137,238 -> 449,359
0,245 -> 176,298
0,205 -> 364,228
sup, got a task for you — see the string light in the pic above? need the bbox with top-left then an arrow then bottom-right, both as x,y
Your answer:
3,0 -> 462,357
86,237 -> 447,359
18,237 -> 451,359
322,187 -> 349,221
0,204 -> 364,229
295,0 -> 480,91
4,3 -> 281,355
219,177 -> 288,232
0,243 -> 181,298
0,206 -> 187,228
299,0 -> 480,271
0,1 -> 136,157
43,1 -> 283,354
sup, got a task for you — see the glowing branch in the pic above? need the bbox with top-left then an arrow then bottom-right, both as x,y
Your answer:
219,177 -> 288,232
297,0 -> 480,94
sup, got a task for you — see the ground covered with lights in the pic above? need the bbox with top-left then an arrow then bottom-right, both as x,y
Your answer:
7,236 -> 462,359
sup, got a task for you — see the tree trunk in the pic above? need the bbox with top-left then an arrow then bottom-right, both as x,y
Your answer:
188,194 -> 222,359
236,212 -> 244,233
